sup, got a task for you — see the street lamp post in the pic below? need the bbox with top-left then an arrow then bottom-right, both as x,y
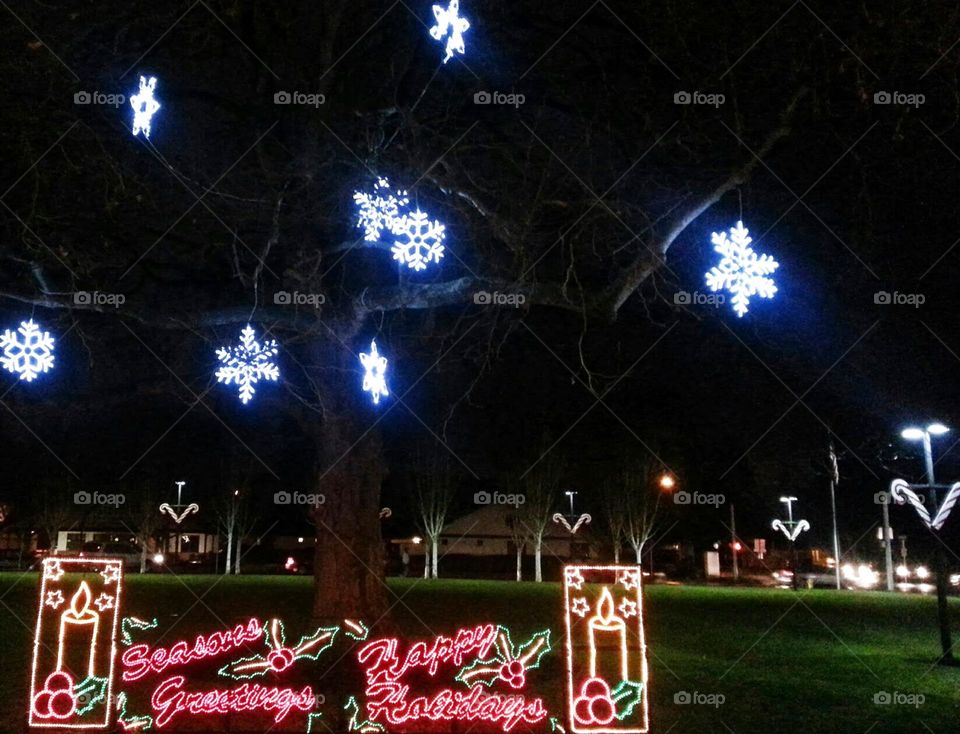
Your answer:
772,496 -> 810,590
900,422 -> 955,666
564,491 -> 577,517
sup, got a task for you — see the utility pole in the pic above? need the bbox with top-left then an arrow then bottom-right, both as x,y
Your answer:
730,503 -> 739,582
828,440 -> 842,590
881,497 -> 894,592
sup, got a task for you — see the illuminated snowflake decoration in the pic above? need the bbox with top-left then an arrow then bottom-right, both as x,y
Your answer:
705,221 -> 779,317
1,319 -> 55,382
42,559 -> 64,582
565,567 -> 585,590
130,75 -> 160,138
94,593 -> 115,612
392,209 -> 446,271
430,0 -> 470,63
618,598 -> 638,619
571,597 -> 590,618
100,563 -> 122,586
354,178 -> 410,242
359,340 -> 389,405
215,325 -> 280,404
44,590 -> 65,610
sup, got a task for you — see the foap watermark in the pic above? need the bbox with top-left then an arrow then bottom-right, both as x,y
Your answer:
474,291 -> 526,308
674,91 -> 725,108
673,691 -> 725,708
874,290 -> 924,308
874,490 -> 924,506
474,90 -> 525,108
274,491 -> 326,507
274,91 -> 326,108
674,290 -> 724,308
873,691 -> 925,708
674,491 -> 725,507
75,291 -> 125,308
74,90 -> 126,108
274,290 -> 326,308
873,91 -> 925,108
474,490 -> 525,506
74,491 -> 125,507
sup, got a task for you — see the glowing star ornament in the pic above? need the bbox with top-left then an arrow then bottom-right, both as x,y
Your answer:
392,209 -> 446,271
354,178 -> 410,241
564,565 -> 649,733
130,76 -> 160,138
360,340 -> 390,405
430,0 -> 470,63
1,319 -> 55,382
705,220 -> 779,317
215,324 -> 280,404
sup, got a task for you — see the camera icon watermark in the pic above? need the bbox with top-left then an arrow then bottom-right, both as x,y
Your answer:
74,491 -> 125,507
473,291 -> 526,308
674,491 -> 725,507
274,290 -> 326,308
74,291 -> 126,308
874,290 -> 925,308
873,91 -> 925,108
674,290 -> 724,307
474,491 -> 525,506
74,90 -> 126,108
673,691 -> 725,708
274,91 -> 326,107
874,491 -> 923,506
873,691 -> 924,707
473,90 -> 525,108
674,91 -> 725,108
274,491 -> 326,507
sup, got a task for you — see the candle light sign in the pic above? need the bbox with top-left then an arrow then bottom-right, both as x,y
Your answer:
563,565 -> 648,733
29,557 -> 123,729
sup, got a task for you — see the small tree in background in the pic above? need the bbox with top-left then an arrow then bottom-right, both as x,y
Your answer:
521,453 -> 563,582
620,459 -> 667,565
33,487 -> 74,555
216,490 -> 242,576
125,484 -> 162,573
414,450 -> 456,579
600,480 -> 627,563
507,509 -> 526,582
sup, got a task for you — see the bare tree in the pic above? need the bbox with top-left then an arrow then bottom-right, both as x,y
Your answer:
521,454 -> 563,582
34,488 -> 75,555
507,508 -> 526,582
414,450 -> 456,579
216,490 -> 242,576
125,484 -> 162,573
232,493 -> 258,575
620,460 -> 667,565
600,480 -> 627,564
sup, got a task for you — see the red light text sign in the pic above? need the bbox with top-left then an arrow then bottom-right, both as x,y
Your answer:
563,566 -> 649,733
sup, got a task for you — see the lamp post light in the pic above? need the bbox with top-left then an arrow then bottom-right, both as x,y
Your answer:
659,474 -> 675,491
565,491 -> 577,516
772,496 -> 809,590
899,422 -> 956,666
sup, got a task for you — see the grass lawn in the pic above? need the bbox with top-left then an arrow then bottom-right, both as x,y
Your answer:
2,572 -> 958,732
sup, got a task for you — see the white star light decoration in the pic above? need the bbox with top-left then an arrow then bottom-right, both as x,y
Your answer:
564,567 -> 585,590
359,340 -> 390,405
215,325 -> 280,404
618,597 -> 638,619
43,560 -> 64,582
354,178 -> 410,242
130,75 -> 160,138
94,593 -> 115,612
430,0 -> 470,63
44,590 -> 65,610
100,564 -> 122,585
705,221 -> 779,317
619,568 -> 641,591
1,319 -> 55,382
393,209 -> 446,271
571,597 -> 590,618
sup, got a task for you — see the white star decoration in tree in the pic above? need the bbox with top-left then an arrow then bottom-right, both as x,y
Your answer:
359,340 -> 390,405
44,590 -> 65,610
705,220 -> 779,317
100,564 -> 121,585
1,319 -> 55,382
618,598 -> 638,619
565,568 -> 585,590
354,178 -> 410,242
392,209 -> 446,271
43,560 -> 64,582
215,325 -> 280,404
94,593 -> 115,612
430,0 -> 470,63
572,597 -> 590,618
130,76 -> 160,138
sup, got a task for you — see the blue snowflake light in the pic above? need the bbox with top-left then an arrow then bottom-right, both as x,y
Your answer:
359,340 -> 389,405
130,76 -> 160,138
353,178 -> 410,242
215,325 -> 279,404
430,0 -> 470,64
392,209 -> 446,271
0,319 -> 55,382
705,221 -> 779,317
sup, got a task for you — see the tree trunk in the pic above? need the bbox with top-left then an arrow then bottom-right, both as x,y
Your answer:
140,544 -> 147,574
535,538 -> 542,582
310,407 -> 388,627
634,543 -> 642,565
613,541 -> 621,564
516,546 -> 522,582
431,538 -> 438,579
423,545 -> 430,578
234,533 -> 241,574
224,528 -> 233,576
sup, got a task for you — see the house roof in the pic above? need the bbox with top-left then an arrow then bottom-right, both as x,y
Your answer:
440,505 -> 590,540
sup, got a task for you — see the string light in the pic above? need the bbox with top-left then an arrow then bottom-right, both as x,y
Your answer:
1,319 -> 55,382
430,0 -> 470,63
130,76 -> 160,138
705,220 -> 779,317
563,565 -> 648,733
359,340 -> 390,405
215,325 -> 280,404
